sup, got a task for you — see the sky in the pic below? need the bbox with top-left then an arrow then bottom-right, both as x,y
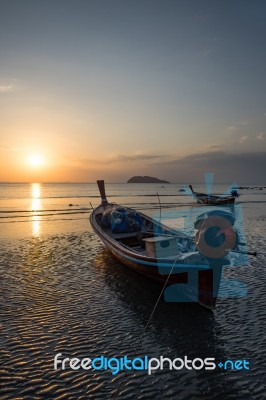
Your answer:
0,0 -> 266,183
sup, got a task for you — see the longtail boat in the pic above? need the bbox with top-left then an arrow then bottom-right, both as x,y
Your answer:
189,185 -> 238,205
90,181 -> 243,310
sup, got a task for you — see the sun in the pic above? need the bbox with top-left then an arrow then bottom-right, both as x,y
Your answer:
29,154 -> 43,167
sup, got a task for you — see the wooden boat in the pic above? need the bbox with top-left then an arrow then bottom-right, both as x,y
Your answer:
189,185 -> 238,205
90,181 -> 234,310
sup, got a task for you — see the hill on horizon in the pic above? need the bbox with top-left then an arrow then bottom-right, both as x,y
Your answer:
127,176 -> 170,183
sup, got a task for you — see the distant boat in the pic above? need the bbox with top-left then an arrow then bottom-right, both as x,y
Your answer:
89,180 -> 243,310
189,185 -> 239,205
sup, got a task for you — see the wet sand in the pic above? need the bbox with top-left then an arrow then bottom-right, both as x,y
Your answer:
1,185 -> 266,399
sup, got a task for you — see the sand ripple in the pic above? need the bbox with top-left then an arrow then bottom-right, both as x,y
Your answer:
0,224 -> 266,399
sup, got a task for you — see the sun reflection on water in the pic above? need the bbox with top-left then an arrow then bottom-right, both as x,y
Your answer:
31,183 -> 42,236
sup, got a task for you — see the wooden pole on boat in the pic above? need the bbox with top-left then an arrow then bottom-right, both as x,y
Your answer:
97,180 -> 109,206
189,185 -> 195,194
156,192 -> 162,221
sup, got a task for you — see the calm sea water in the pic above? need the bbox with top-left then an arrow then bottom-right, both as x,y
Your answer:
0,183 -> 266,399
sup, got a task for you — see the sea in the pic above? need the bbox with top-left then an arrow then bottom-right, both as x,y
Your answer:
0,182 -> 266,399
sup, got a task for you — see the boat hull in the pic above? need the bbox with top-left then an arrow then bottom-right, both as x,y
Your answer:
108,243 -> 222,309
195,196 -> 236,205
90,205 -> 223,309
189,184 -> 237,205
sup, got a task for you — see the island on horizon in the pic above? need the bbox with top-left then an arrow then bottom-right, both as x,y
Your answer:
127,176 -> 170,183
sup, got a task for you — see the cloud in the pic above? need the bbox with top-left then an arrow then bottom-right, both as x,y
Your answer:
205,144 -> 224,150
73,157 -> 106,167
75,152 -> 164,167
0,79 -> 16,93
256,132 -> 265,140
227,126 -> 237,131
108,153 -> 164,163
58,150 -> 266,184
0,85 -> 13,92
0,146 -> 27,152
240,135 -> 248,143
151,150 -> 266,184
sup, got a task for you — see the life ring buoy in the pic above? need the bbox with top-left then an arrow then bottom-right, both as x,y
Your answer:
195,215 -> 236,259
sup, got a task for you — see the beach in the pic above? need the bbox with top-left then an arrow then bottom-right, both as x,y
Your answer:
0,182 -> 266,399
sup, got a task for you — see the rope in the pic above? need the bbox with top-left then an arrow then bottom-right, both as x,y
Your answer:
112,256 -> 181,398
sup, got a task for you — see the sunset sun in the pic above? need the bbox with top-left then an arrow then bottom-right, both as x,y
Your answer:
28,155 -> 43,167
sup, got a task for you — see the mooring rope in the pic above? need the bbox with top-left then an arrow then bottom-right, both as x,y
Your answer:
112,256 -> 181,398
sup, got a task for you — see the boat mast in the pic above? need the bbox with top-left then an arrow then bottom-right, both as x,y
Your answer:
97,180 -> 109,206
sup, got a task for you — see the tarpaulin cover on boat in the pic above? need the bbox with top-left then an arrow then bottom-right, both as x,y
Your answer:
101,207 -> 142,233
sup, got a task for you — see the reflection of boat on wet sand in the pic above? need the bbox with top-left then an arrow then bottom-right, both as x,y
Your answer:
189,185 -> 238,205
96,249 -> 226,356
90,181 -> 242,310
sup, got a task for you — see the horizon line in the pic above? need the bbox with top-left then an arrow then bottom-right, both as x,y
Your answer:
0,181 -> 265,186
